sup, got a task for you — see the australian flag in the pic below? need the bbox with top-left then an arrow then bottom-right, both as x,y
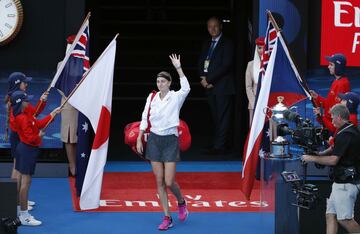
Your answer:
53,19 -> 94,196
54,25 -> 90,95
75,110 -> 94,196
241,16 -> 310,199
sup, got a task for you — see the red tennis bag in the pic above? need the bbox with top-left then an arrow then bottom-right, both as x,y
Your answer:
124,119 -> 191,158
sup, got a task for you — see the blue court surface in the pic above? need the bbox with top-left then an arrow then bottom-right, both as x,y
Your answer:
17,161 -> 274,234
6,70 -> 357,234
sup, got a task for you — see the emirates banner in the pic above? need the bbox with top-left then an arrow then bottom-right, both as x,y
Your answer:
321,0 -> 360,66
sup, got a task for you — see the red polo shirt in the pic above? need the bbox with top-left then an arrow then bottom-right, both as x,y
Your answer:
14,106 -> 51,147
9,100 -> 46,133
314,76 -> 350,125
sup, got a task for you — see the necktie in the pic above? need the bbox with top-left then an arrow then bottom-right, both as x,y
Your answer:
206,40 -> 216,59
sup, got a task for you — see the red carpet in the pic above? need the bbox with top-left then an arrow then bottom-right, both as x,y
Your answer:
70,172 -> 274,212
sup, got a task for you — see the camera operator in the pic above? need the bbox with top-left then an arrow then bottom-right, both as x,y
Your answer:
302,104 -> 360,234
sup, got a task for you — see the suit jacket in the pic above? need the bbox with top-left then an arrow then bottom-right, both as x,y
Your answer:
245,60 -> 258,109
198,36 -> 235,96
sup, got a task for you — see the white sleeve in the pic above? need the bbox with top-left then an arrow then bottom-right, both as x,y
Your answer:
175,76 -> 191,107
139,94 -> 152,131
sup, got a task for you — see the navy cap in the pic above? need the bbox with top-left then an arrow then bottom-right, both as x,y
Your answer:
338,92 -> 360,114
325,53 -> 347,76
7,72 -> 32,96
10,91 -> 33,116
10,90 -> 33,105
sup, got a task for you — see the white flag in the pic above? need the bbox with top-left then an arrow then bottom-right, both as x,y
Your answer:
68,38 -> 116,210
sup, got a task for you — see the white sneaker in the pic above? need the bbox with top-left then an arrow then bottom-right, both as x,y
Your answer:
28,205 -> 33,211
28,200 -> 35,206
19,215 -> 42,226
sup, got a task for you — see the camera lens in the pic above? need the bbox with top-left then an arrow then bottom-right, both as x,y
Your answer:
1,217 -> 21,233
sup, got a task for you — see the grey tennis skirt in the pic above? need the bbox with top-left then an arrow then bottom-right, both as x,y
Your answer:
145,132 -> 180,162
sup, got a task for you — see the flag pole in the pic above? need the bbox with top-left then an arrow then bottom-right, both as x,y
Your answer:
42,33 -> 119,130
267,10 -> 312,92
267,10 -> 325,126
33,12 -> 91,117
267,10 -> 281,32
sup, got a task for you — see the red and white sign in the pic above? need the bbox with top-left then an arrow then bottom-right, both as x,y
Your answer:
321,0 -> 360,66
70,172 -> 275,212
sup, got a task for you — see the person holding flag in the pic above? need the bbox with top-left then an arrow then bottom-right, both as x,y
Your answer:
136,54 -> 190,230
11,90 -> 61,226
318,92 -> 359,134
310,53 -> 350,134
317,92 -> 359,151
5,72 -> 48,212
5,72 -> 48,180
245,36 -> 265,125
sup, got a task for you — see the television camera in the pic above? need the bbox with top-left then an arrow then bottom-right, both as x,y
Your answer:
1,217 -> 21,234
276,110 -> 329,154
281,171 -> 319,209
268,96 -> 327,158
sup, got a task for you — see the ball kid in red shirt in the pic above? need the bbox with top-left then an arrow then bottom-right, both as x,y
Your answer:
11,91 -> 61,226
310,53 -> 350,132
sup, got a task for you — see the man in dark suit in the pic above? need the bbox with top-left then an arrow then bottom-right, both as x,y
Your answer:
198,16 -> 235,155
